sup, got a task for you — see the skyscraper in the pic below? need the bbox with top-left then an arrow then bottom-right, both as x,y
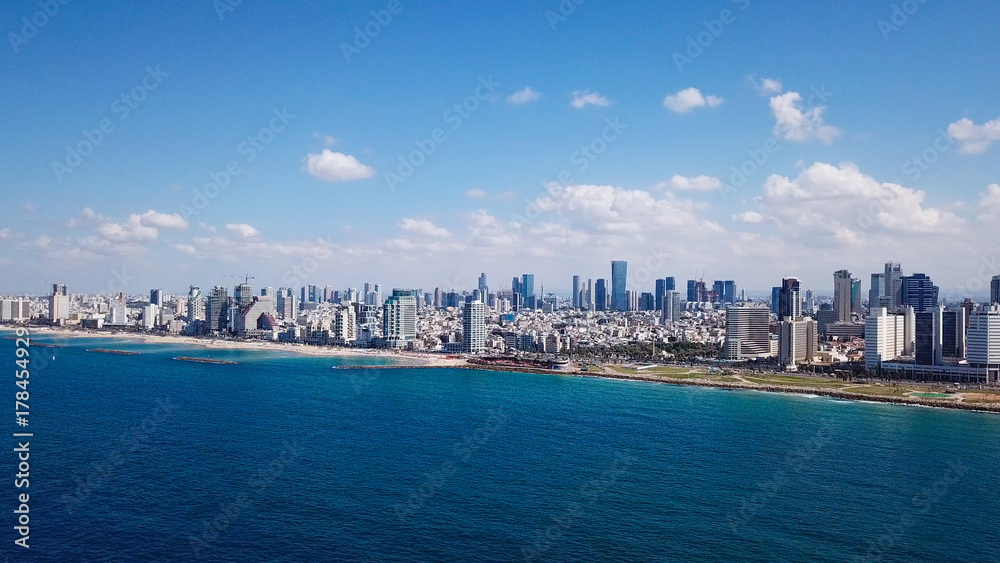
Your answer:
869,273 -> 886,314
851,278 -> 863,315
968,306 -> 1000,371
383,289 -> 418,348
462,299 -> 487,354
521,274 -> 535,310
688,280 -> 698,303
655,279 -> 667,311
865,308 -> 906,368
478,273 -> 488,298
779,319 -> 817,367
665,277 -> 676,291
611,261 -> 627,312
188,286 -> 205,321
724,281 -> 737,305
206,286 -> 229,334
834,270 -> 853,323
778,278 -> 801,321
48,283 -> 69,324
771,287 -> 781,315
713,280 -> 725,304
885,262 -> 903,309
723,305 -> 771,360
992,275 -> 999,305
595,279 -> 608,311
662,290 -> 681,325
915,308 -> 943,366
901,273 -> 939,313
572,275 -> 581,309
234,282 -> 254,309
150,289 -> 163,307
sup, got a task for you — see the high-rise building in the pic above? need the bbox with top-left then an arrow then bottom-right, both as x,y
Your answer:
625,289 -> 638,312
585,278 -> 594,311
778,278 -> 801,321
205,286 -> 229,334
478,272 -> 489,299
779,319 -> 817,367
276,287 -> 296,320
885,262 -> 903,309
771,287 -> 781,315
655,279 -> 667,311
0,299 -> 29,322
688,280 -> 699,303
665,277 -> 676,291
661,290 -> 681,325
611,261 -> 627,312
724,281 -> 737,304
968,306 -> 1000,376
915,308 -> 943,366
941,308 -> 967,360
383,289 -> 418,348
462,299 -> 487,354
150,289 -> 163,307
851,278 -> 863,315
187,286 -> 205,321
991,276 -> 999,305
234,283 -> 254,309
869,273 -> 886,314
521,274 -> 535,310
572,275 -> 581,309
48,283 -> 69,324
901,273 -> 939,313
595,279 -> 608,311
332,306 -> 356,346
865,308 -> 906,368
834,270 -> 853,323
723,305 -> 771,360
713,280 -> 725,304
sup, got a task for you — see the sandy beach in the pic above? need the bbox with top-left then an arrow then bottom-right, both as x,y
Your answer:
19,327 -> 468,367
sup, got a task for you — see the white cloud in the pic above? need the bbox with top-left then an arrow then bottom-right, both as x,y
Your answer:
97,215 -> 158,242
760,162 -> 963,235
570,90 -> 612,109
977,183 -> 1000,221
225,223 -> 260,238
0,228 -> 11,240
750,76 -> 783,95
533,184 -> 723,237
399,218 -> 452,238
732,211 -> 764,223
198,222 -> 217,233
663,87 -> 724,113
171,244 -> 198,256
770,91 -> 841,144
947,117 -> 1000,155
304,150 -> 375,182
507,86 -> 541,104
465,189 -> 487,198
138,210 -> 187,230
313,132 -> 339,147
660,175 -> 723,192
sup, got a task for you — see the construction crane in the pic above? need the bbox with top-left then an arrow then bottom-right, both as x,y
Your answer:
227,274 -> 256,285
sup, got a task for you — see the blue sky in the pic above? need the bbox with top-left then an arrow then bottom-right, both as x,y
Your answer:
2,0 -> 999,297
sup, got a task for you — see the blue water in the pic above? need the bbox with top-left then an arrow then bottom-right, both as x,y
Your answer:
3,331 -> 999,562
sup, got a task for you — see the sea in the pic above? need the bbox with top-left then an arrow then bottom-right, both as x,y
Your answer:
2,331 -> 999,562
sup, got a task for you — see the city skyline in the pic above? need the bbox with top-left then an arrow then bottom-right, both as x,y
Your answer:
2,1 -> 998,295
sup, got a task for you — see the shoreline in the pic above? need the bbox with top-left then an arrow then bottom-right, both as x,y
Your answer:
11,327 -> 999,415
17,327 -> 465,367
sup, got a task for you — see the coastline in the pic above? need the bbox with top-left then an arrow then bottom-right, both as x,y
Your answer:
17,327 -> 465,367
12,327 -> 999,414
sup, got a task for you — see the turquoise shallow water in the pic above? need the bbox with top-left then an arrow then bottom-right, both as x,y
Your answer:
2,332 -> 999,562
